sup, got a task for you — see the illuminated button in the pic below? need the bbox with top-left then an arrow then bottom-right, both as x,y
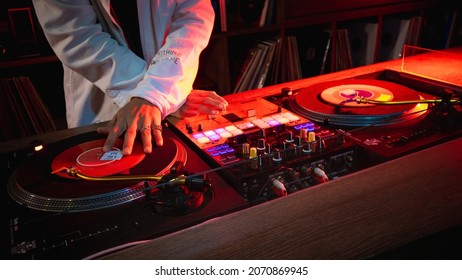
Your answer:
196,137 -> 210,144
236,122 -> 255,130
225,125 -> 238,131
272,114 -> 283,119
214,145 -> 224,151
261,116 -> 274,122
219,131 -> 233,138
252,119 -> 269,129
230,129 -> 243,136
214,144 -> 229,151
236,123 -> 247,130
272,115 -> 290,124
203,130 -> 217,137
215,128 -> 227,134
295,122 -> 315,131
281,112 -> 300,121
246,122 -> 256,128
208,134 -> 221,141
267,119 -> 280,127
192,133 -> 205,139
306,123 -> 315,131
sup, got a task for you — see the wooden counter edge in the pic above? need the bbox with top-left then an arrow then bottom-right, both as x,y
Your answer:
99,137 -> 462,259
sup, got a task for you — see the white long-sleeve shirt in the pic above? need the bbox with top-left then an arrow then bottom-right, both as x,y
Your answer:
32,0 -> 214,128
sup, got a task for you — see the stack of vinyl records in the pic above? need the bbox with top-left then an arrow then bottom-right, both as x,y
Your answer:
0,76 -> 56,141
233,38 -> 281,92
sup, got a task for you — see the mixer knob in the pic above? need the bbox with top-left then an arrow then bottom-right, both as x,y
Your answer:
294,136 -> 302,147
307,132 -> 317,152
345,154 -> 354,168
197,124 -> 203,132
249,147 -> 257,158
258,128 -> 266,138
302,133 -> 313,153
300,128 -> 308,142
318,138 -> 326,152
186,123 -> 193,134
285,131 -> 294,143
242,143 -> 250,159
271,178 -> 287,197
272,148 -> 283,163
280,141 -> 288,151
249,147 -> 258,170
257,138 -> 266,156
313,167 -> 329,183
308,131 -> 316,142
293,136 -> 302,157
265,143 -> 272,154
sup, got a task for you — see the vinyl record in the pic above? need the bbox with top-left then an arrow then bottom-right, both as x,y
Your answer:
51,139 -> 145,179
7,131 -> 187,212
289,78 -> 427,126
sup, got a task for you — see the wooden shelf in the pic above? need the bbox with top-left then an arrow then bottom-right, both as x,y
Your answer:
198,0 -> 459,94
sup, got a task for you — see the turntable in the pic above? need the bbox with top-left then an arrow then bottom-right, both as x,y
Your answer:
283,70 -> 461,160
288,78 -> 429,126
2,127 -> 246,259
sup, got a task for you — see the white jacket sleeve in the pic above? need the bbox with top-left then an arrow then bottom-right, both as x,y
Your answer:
32,0 -> 215,120
31,0 -> 148,108
131,0 -> 215,119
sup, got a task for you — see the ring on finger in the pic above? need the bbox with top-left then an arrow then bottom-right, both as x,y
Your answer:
139,125 -> 151,132
152,124 -> 162,131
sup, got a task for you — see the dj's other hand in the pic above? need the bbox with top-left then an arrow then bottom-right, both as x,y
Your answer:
170,89 -> 228,119
97,97 -> 163,155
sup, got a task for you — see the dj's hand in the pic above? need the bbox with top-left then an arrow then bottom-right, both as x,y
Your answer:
97,97 -> 163,155
170,89 -> 228,119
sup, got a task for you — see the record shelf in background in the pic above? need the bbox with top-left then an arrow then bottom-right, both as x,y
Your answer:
0,76 -> 57,142
1,1 -> 462,141
0,0 -> 66,142
202,0 -> 462,95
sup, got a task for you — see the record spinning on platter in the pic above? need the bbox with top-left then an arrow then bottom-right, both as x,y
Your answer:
7,132 -> 189,213
288,79 -> 429,126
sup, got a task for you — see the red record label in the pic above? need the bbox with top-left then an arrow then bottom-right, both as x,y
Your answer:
320,84 -> 394,107
51,139 -> 145,179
